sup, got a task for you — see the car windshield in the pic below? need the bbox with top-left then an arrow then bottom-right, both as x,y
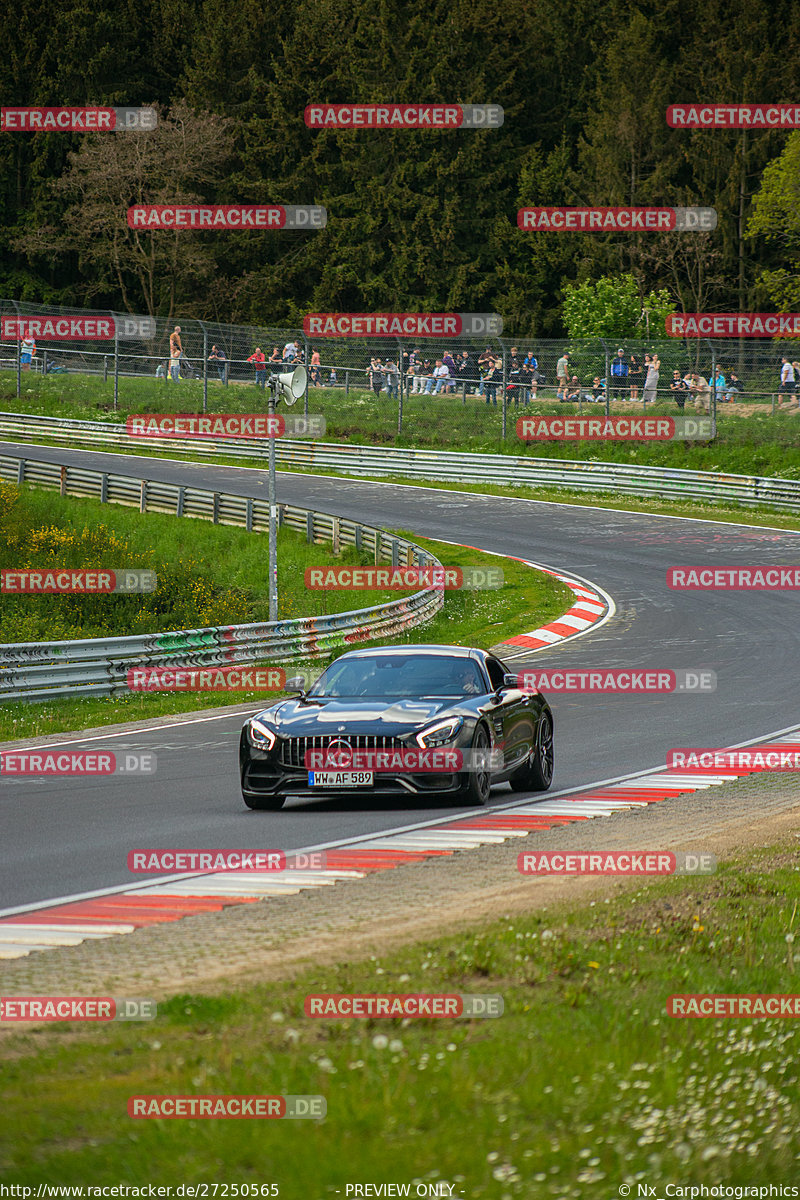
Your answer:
308,655 -> 486,698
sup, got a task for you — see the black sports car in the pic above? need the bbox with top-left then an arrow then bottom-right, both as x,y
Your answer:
239,644 -> 553,810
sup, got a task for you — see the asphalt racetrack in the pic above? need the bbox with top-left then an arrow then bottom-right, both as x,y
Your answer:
2,442 -> 799,910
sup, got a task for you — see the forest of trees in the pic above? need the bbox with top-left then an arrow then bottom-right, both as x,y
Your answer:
2,0 -> 800,335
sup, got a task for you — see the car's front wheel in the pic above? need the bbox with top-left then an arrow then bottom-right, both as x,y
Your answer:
242,792 -> 287,811
509,710 -> 554,792
461,724 -> 492,806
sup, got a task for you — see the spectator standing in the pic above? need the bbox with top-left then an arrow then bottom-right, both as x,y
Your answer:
208,345 -> 227,383
442,350 -> 457,393
309,348 -> 322,386
507,356 -> 521,405
628,353 -> 642,401
247,346 -> 267,388
385,359 -> 400,399
778,357 -> 797,410
609,348 -> 629,400
20,335 -> 35,371
269,347 -> 282,364
282,340 -> 298,364
483,357 -> 500,407
169,326 -> 182,381
643,353 -> 660,405
328,367 -> 338,387
556,351 -> 570,393
518,361 -> 532,405
368,357 -> 384,396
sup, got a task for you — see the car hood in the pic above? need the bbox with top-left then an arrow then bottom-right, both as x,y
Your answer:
253,697 -> 456,738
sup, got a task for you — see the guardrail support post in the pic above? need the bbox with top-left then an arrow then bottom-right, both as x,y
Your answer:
212,493 -> 220,524
246,497 -> 253,532
355,524 -> 362,552
59,464 -> 66,495
306,512 -> 315,543
391,539 -> 399,568
140,480 -> 147,513
332,516 -> 340,553
100,473 -> 108,504
176,487 -> 185,517
18,459 -> 26,486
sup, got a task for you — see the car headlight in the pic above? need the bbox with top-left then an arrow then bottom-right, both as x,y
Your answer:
415,716 -> 463,748
247,718 -> 276,751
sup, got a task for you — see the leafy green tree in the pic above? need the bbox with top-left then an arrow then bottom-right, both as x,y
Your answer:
747,132 -> 800,310
562,274 -> 674,340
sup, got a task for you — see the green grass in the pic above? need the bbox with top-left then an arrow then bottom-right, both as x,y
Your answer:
5,369 -> 800,479
0,491 -> 572,740
1,837 -> 798,1194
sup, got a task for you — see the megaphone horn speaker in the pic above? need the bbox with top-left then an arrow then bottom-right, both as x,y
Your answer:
277,366 -> 306,405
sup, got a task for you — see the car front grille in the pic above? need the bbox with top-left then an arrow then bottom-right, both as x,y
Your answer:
278,734 -> 406,769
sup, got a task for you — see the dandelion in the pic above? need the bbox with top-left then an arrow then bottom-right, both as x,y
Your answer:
372,1034 -> 389,1050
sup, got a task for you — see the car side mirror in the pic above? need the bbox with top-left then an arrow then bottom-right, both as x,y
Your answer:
284,674 -> 307,696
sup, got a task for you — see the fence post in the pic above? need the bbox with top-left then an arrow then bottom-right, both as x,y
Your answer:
345,368 -> 350,396
501,343 -> 508,439
103,355 -> 108,382
113,318 -> 119,411
201,321 -> 208,414
397,337 -> 403,435
14,299 -> 21,399
302,330 -> 309,418
601,339 -> 611,417
707,339 -> 717,423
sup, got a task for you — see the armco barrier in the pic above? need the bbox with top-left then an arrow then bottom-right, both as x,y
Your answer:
0,455 -> 444,702
1,411 -> 800,512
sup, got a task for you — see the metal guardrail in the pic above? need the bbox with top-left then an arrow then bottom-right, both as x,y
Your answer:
2,410 -> 800,513
0,455 -> 445,702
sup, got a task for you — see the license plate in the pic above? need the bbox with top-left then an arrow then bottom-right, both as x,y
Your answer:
308,770 -> 374,787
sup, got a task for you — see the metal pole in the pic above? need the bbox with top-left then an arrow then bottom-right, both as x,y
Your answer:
113,320 -> 119,411
397,338 -> 403,435
302,331 -> 309,419
14,300 -> 21,398
202,323 -> 208,414
708,339 -> 717,424
268,380 -> 279,622
501,343 -> 508,439
603,341 -> 611,418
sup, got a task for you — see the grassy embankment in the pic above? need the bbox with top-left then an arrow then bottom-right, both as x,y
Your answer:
1,836 -> 797,1194
0,482 -> 571,741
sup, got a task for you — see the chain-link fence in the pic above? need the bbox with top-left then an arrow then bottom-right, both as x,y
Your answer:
2,298 -> 799,443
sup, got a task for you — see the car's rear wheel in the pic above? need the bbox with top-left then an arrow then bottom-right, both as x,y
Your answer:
243,793 -> 287,811
509,710 -> 554,792
462,724 -> 492,806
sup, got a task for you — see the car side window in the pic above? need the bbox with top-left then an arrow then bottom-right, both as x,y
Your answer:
485,657 -> 506,691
